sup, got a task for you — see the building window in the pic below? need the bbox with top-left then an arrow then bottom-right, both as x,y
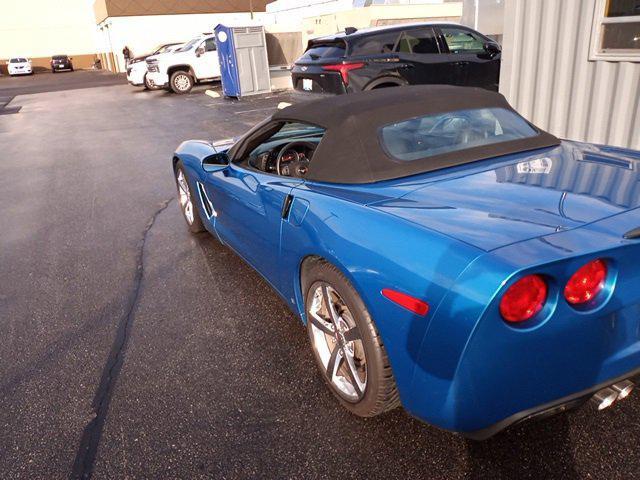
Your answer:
591,0 -> 640,61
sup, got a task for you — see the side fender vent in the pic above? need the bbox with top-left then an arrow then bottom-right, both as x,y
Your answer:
196,182 -> 217,219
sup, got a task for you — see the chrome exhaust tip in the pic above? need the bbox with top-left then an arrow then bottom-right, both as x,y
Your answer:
591,387 -> 618,410
612,380 -> 635,400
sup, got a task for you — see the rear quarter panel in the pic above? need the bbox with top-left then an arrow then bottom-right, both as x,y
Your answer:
411,207 -> 640,433
281,182 -> 484,405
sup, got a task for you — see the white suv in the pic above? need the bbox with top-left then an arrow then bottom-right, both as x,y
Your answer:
146,34 -> 221,94
7,57 -> 33,76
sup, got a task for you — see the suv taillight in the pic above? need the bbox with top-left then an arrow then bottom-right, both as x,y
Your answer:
322,62 -> 365,85
499,275 -> 548,323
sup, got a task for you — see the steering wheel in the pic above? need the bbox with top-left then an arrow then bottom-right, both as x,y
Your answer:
428,115 -> 471,135
276,141 -> 316,178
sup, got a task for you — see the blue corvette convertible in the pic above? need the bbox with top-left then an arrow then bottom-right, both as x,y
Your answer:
172,85 -> 640,439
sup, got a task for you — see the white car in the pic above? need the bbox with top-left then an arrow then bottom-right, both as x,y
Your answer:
126,42 -> 182,89
146,34 -> 221,94
7,57 -> 32,76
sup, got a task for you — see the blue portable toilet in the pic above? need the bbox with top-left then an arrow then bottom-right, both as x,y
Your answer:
215,24 -> 271,98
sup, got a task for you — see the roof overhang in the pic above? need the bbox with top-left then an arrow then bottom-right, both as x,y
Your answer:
93,0 -> 269,24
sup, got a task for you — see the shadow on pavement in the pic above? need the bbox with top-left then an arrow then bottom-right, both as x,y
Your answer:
465,414 -> 579,479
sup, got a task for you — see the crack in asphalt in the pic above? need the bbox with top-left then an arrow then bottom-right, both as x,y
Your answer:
70,198 -> 173,480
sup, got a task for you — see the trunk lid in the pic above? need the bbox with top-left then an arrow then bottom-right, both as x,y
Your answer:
369,141 -> 640,251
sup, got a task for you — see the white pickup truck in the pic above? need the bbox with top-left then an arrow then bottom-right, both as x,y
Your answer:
126,43 -> 182,89
146,34 -> 221,94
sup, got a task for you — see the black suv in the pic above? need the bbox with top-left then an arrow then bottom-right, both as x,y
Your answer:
291,23 -> 501,94
51,55 -> 74,73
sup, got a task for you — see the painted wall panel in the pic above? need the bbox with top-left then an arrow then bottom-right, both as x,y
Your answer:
500,0 -> 640,150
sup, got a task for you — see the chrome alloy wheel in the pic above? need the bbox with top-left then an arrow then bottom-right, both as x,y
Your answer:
174,73 -> 191,92
176,169 -> 194,224
308,283 -> 367,401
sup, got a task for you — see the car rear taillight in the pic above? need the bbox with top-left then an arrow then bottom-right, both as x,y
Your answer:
499,275 -> 548,323
564,259 -> 607,305
322,62 -> 365,85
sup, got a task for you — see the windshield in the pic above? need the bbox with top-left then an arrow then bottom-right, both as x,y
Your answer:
53,55 -> 68,60
10,58 -> 27,63
155,43 -> 179,54
174,37 -> 201,52
381,108 -> 538,162
272,122 -> 325,139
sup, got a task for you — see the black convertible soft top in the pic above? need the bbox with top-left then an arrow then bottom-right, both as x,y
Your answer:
273,85 -> 560,184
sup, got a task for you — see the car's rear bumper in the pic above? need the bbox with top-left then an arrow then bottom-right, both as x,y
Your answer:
404,306 -> 640,439
398,214 -> 640,438
291,66 -> 346,94
464,367 -> 640,440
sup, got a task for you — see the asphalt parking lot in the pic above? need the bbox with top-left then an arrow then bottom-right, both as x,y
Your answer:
0,69 -> 126,97
2,71 -> 640,480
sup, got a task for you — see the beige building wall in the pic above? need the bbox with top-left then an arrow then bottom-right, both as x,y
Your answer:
500,0 -> 640,149
0,0 -> 100,72
97,12 -> 261,73
301,3 -> 463,46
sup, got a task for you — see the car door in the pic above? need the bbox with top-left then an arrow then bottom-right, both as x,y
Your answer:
203,162 -> 301,288
193,37 -> 220,80
393,27 -> 454,85
437,26 -> 500,90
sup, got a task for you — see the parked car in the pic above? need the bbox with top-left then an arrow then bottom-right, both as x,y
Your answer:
7,57 -> 32,75
51,55 -> 73,73
127,43 -> 183,89
291,22 -> 501,94
171,85 -> 640,439
146,33 -> 220,94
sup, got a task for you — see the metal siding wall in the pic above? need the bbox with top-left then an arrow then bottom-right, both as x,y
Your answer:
500,0 -> 640,150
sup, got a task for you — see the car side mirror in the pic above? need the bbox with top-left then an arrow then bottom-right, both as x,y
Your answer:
483,42 -> 501,55
203,152 -> 230,171
196,46 -> 205,57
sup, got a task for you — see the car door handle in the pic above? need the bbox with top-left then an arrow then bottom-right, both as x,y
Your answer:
281,194 -> 294,219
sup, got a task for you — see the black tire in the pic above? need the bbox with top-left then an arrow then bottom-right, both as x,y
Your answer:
303,259 -> 400,417
174,161 -> 205,233
52,69 -> 56,74
143,73 -> 152,90
367,82 -> 402,90
170,70 -> 194,94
